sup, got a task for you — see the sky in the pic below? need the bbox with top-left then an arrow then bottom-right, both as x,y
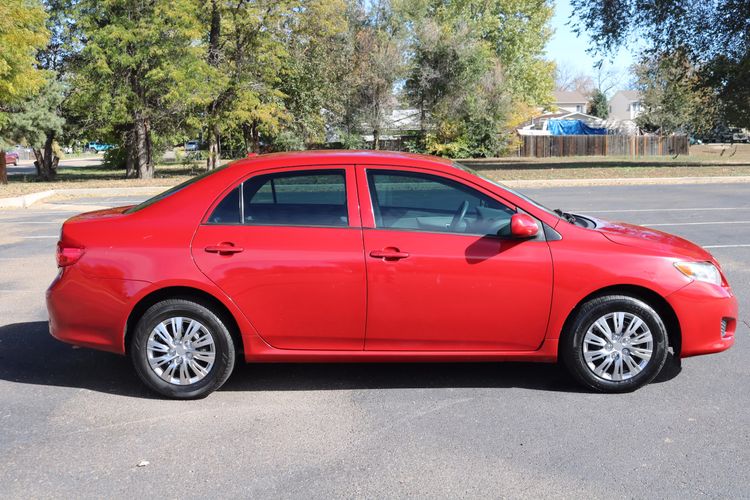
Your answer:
546,0 -> 636,80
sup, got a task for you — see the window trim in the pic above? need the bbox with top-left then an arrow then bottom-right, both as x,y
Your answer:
364,167 -> 518,238
204,166 -> 354,229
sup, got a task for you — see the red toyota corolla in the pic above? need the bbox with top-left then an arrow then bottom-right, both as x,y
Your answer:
46,151 -> 737,398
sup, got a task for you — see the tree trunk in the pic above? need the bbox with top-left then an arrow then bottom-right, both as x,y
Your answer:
207,122 -> 221,170
0,150 -> 7,185
373,128 -> 380,150
123,128 -> 134,178
32,132 -> 60,181
251,121 -> 260,153
33,148 -> 44,178
42,132 -> 59,180
243,121 -> 260,154
242,123 -> 250,154
205,0 -> 222,170
132,112 -> 154,179
208,0 -> 221,67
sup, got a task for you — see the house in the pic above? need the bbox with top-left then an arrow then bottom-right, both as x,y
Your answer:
326,108 -> 421,145
609,90 -> 643,122
551,91 -> 588,114
360,108 -> 421,144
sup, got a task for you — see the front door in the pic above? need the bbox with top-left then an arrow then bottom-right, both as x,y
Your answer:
360,167 -> 553,351
192,166 -> 366,350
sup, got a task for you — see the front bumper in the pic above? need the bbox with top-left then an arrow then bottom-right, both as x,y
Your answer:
667,281 -> 738,357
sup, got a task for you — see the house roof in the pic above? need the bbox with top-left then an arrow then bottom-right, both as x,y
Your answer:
613,90 -> 641,101
528,111 -> 603,122
552,90 -> 587,104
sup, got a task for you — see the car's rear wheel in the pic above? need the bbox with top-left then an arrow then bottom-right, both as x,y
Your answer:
562,295 -> 669,392
131,299 -> 235,399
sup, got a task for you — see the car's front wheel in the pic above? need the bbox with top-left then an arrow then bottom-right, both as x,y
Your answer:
131,299 -> 236,399
562,295 -> 669,392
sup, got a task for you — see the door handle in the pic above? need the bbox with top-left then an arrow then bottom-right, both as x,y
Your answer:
204,242 -> 244,255
369,247 -> 409,261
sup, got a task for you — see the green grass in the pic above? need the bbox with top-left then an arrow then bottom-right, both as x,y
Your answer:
2,163 -> 201,197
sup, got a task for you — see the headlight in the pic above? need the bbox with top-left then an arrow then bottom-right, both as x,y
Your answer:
674,261 -> 722,286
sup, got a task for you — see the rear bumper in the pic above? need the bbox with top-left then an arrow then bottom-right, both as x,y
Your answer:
46,267 -> 150,354
667,281 -> 738,357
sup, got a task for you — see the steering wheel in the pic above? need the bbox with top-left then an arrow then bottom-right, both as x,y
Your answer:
449,200 -> 469,232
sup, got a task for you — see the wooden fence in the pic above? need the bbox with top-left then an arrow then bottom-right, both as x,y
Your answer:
518,135 -> 689,157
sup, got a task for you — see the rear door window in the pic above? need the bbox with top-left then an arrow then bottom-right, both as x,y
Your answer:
243,170 -> 348,227
208,169 -> 348,227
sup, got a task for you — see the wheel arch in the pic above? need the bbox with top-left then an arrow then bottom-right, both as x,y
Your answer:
124,285 -> 245,357
558,284 -> 681,356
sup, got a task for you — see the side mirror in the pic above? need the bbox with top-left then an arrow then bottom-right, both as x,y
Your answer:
510,213 -> 540,239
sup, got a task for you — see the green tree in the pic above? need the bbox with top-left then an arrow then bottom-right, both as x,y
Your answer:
71,0 -> 213,178
26,0 -> 79,180
12,80 -> 66,179
571,0 -> 750,128
400,0 -> 553,157
479,0 -> 555,107
0,0 -> 49,184
588,89 -> 608,118
278,0 -> 350,148
202,0 -> 328,166
345,0 -> 406,150
633,49 -> 718,135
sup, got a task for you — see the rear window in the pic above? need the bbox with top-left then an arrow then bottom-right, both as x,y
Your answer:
125,165 -> 229,214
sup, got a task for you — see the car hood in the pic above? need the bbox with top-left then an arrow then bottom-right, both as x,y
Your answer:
583,216 -> 714,262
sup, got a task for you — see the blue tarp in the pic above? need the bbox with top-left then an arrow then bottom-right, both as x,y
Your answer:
548,119 -> 607,136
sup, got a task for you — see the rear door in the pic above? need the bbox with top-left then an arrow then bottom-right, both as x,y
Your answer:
192,166 -> 366,350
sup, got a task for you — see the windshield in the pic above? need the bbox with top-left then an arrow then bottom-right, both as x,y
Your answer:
125,165 -> 230,214
451,161 -> 561,219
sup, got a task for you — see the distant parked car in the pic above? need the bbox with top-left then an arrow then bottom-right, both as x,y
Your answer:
730,128 -> 748,143
185,140 -> 200,152
5,152 -> 19,166
85,141 -> 115,153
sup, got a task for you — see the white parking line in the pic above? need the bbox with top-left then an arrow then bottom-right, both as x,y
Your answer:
579,207 -> 750,213
20,236 -> 59,239
703,244 -> 750,249
646,221 -> 750,227
0,221 -> 63,224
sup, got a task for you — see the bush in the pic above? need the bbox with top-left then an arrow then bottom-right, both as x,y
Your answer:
272,131 -> 305,151
338,131 -> 364,150
101,146 -> 126,169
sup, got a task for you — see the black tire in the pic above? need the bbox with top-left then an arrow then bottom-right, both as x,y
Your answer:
561,295 -> 669,393
130,299 -> 236,399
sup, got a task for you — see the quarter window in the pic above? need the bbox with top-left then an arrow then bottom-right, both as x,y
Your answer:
207,186 -> 241,224
367,170 -> 514,236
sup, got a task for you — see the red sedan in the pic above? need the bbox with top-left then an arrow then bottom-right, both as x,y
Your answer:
47,151 -> 737,398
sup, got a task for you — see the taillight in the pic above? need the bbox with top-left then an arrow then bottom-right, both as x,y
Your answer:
56,243 -> 84,267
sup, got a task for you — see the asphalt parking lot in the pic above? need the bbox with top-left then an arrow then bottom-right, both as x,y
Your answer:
0,183 -> 748,498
